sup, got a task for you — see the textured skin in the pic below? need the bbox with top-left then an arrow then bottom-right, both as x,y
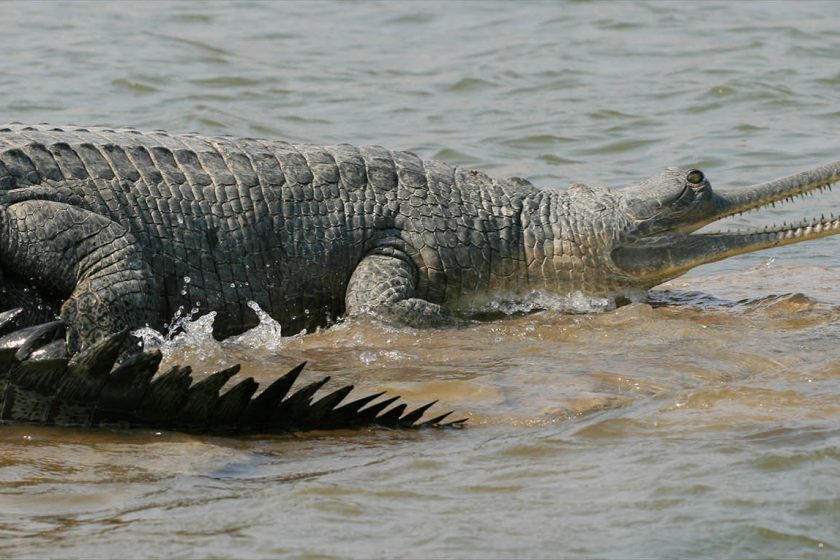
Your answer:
0,124 -> 630,351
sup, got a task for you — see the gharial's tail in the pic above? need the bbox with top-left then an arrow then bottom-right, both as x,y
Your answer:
0,308 -> 465,433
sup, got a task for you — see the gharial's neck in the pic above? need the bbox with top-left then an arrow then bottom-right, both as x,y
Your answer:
520,190 -> 572,290
517,188 -> 628,296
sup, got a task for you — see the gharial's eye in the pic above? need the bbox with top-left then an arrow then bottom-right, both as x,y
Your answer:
686,169 -> 705,185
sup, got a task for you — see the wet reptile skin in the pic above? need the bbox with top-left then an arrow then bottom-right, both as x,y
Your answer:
0,125 -> 627,351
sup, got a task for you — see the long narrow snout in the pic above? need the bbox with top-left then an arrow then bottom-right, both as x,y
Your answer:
703,160 -> 840,227
612,161 -> 840,284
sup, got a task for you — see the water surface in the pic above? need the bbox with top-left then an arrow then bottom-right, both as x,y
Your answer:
1,1 -> 839,558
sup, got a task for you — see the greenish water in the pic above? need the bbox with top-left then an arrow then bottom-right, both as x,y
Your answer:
1,1 -> 840,558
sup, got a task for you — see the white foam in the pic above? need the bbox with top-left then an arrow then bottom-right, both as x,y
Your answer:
465,290 -> 616,316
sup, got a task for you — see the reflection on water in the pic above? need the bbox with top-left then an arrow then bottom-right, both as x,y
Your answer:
2,1 -> 840,558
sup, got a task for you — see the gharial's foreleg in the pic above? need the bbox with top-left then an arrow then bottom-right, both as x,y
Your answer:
0,201 -> 155,353
345,252 -> 460,328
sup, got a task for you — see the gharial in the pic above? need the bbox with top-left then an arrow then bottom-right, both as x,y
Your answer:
1,124 -> 838,431
1,124 -> 837,353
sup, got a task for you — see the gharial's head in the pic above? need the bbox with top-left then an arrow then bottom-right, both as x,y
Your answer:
600,161 -> 840,289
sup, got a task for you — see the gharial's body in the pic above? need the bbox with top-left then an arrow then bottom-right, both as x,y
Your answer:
1,124 -> 839,352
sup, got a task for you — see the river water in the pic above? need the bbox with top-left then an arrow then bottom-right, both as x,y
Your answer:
1,1 -> 839,558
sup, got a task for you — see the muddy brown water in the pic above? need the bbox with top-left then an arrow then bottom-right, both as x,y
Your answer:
1,1 -> 840,558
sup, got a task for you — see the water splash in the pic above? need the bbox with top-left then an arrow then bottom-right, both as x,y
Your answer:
227,301 -> 285,352
131,301 -> 287,362
132,306 -> 221,361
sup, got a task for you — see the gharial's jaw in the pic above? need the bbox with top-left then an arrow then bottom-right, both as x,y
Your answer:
611,161 -> 840,285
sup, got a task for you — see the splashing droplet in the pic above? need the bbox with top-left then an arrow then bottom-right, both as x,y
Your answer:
132,309 -> 220,362
227,301 -> 285,352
